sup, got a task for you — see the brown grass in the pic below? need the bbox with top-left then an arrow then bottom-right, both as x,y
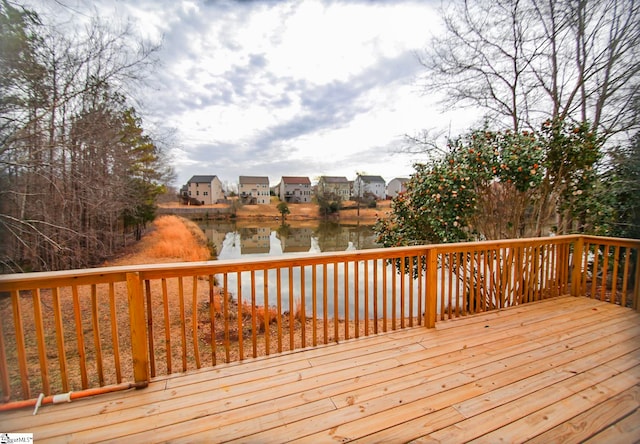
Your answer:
106,215 -> 213,265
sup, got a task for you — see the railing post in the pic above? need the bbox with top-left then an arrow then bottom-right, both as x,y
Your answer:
571,237 -> 584,297
126,272 -> 149,388
425,247 -> 438,328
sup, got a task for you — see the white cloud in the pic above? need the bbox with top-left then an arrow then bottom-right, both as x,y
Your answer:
39,0 -> 482,187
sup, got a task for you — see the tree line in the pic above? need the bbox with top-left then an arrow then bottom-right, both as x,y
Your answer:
0,1 -> 173,272
377,0 -> 639,246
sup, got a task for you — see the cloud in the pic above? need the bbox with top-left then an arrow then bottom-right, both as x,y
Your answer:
41,0 -> 449,187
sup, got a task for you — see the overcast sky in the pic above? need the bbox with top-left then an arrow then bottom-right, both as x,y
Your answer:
46,0 -> 480,188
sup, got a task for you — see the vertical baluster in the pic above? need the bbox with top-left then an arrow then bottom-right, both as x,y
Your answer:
590,245 -> 600,300
621,247 -> 630,307
192,276 -> 201,369
400,256 -> 405,328
161,278 -> 171,374
72,285 -> 88,389
382,259 -> 387,332
481,250 -> 488,310
288,266 -> 294,350
440,254 -> 446,320
333,262 -> 339,341
354,260 -> 359,338
392,260 -> 397,330
53,286 -> 69,391
237,271 -> 243,360
634,247 -> 640,310
251,270 -> 257,358
263,269 -> 270,355
300,265 -> 306,347
552,244 -> 559,296
344,261 -> 349,340
455,252 -> 462,316
178,277 -> 187,371
600,245 -> 610,302
312,265 -> 318,346
408,255 -> 414,327
323,263 -> 328,344
545,244 -> 552,298
108,283 -> 122,383
364,259 -> 370,333
417,255 -> 423,326
144,280 -> 155,377
277,268 -> 283,353
448,253 -> 455,318
11,290 -> 29,399
581,242 -> 591,296
32,289 -> 50,394
611,246 -> 620,304
468,251 -> 476,314
496,248 -> 511,307
223,273 -> 230,363
208,275 -> 217,366
90,284 -> 104,385
533,245 -> 540,301
0,314 -> 10,401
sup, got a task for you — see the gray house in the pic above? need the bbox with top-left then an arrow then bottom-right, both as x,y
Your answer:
353,175 -> 386,200
186,175 -> 224,205
278,176 -> 312,203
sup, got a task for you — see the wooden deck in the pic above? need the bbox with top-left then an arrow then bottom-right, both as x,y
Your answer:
1,296 -> 639,443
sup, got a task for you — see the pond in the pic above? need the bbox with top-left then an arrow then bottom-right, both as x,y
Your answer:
196,220 -> 430,318
198,220 -> 381,259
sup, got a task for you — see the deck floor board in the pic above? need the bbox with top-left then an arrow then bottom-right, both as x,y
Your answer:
1,296 -> 639,443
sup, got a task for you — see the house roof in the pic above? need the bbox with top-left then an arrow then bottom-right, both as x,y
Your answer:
320,176 -> 349,183
390,177 -> 409,184
282,176 -> 311,184
239,176 -> 269,184
187,175 -> 218,184
359,175 -> 386,183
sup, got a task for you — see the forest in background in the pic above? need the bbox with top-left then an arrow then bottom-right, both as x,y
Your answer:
0,1 -> 173,272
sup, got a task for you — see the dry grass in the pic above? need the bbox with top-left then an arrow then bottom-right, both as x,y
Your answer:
105,215 -> 213,265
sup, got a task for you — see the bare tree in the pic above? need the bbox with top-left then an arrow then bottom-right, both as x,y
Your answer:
0,2 -> 167,272
421,0 -> 640,137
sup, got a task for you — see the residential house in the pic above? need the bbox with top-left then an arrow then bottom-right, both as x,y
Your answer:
316,176 -> 351,201
278,176 -> 312,203
353,175 -> 386,200
185,175 -> 224,205
386,177 -> 409,199
239,176 -> 270,205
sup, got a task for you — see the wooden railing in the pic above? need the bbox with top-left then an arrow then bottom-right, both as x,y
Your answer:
0,235 -> 637,404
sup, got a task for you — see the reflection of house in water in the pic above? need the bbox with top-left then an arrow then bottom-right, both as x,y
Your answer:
316,222 -> 380,251
239,227 -> 271,254
315,222 -> 352,252
200,222 -> 235,256
278,227 -> 313,253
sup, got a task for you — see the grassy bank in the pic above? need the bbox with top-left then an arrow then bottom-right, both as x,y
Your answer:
158,199 -> 392,222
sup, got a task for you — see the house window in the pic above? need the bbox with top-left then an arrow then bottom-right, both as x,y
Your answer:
203,191 -> 208,196
196,191 -> 199,196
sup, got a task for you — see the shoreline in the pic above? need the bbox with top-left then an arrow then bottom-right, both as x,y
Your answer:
157,199 -> 392,223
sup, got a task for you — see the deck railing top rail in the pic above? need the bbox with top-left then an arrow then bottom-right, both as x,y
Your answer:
0,234 -> 615,288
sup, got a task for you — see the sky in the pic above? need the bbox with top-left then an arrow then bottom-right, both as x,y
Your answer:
44,0 -> 480,189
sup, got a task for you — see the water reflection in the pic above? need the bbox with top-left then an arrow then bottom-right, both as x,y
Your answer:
199,221 -> 380,259
197,221 -> 432,318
